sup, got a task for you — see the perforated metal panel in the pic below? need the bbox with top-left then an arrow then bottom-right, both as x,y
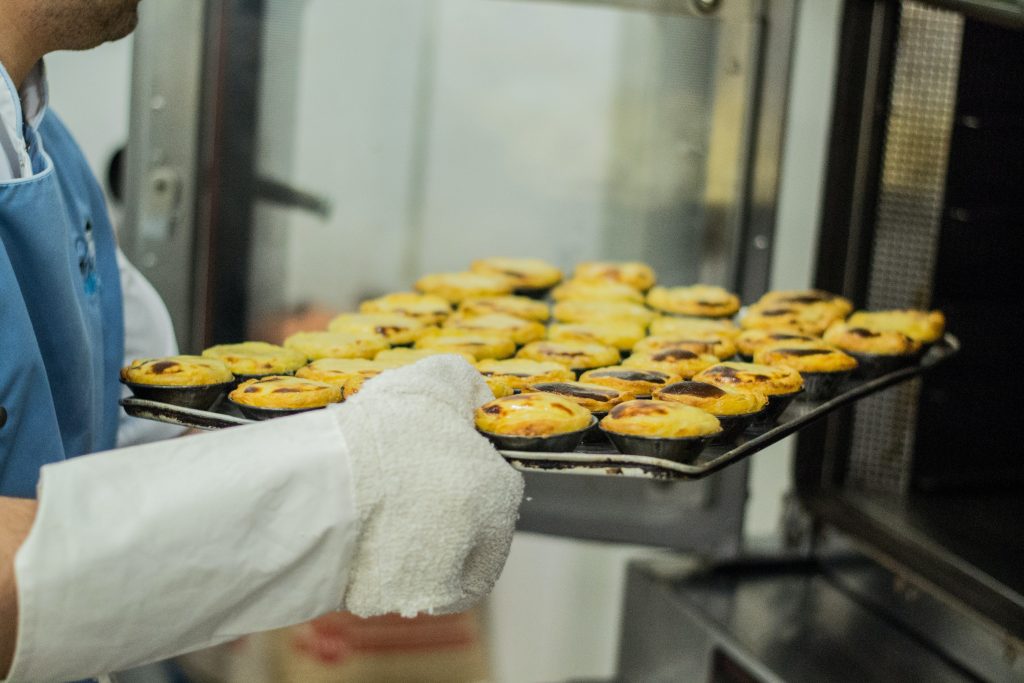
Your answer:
847,1 -> 963,493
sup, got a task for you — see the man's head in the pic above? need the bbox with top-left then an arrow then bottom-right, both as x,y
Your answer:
34,0 -> 141,52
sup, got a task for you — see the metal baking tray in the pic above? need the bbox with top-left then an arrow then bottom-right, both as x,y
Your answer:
121,334 -> 959,481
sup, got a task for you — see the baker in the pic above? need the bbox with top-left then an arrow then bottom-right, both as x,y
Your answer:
0,2 -> 524,681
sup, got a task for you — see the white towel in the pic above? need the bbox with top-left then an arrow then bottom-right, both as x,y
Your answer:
335,355 -> 525,618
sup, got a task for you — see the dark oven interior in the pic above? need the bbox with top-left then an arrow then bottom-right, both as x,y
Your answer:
797,0 -> 1024,644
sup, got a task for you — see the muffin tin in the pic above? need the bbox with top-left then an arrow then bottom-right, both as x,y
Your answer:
122,333 -> 958,481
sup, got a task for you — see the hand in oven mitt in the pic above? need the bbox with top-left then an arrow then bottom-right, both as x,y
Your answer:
335,355 -> 525,617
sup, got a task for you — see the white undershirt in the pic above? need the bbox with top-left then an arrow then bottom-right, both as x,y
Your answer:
1,57 -> 185,446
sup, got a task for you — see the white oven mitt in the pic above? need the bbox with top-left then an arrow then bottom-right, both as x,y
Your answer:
338,355 -> 524,617
6,356 -> 523,683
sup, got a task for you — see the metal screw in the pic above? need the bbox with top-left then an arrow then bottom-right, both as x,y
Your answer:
692,0 -> 721,14
754,235 -> 769,250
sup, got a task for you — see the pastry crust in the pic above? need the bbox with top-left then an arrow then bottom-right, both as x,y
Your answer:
633,334 -> 738,360
550,279 -> 645,304
444,313 -> 546,345
654,381 -> 768,416
359,292 -> 452,325
548,321 -> 647,352
414,271 -> 514,303
327,313 -> 427,346
475,393 -> 593,436
600,400 -> 721,438
200,342 -> 306,376
524,381 -> 634,412
470,257 -> 563,290
229,375 -> 341,409
457,295 -> 550,322
739,301 -> 845,336
284,331 -> 390,361
736,329 -> 821,358
693,362 -> 804,396
552,300 -> 656,327
573,261 -> 656,291
650,316 -> 740,338
342,373 -> 379,399
296,358 -> 397,388
753,341 -> 858,373
646,284 -> 740,318
823,322 -> 923,356
578,366 -> 681,397
845,309 -> 945,344
121,355 -> 233,386
414,330 -> 517,360
516,340 -> 621,371
476,358 -> 575,390
485,376 -> 517,398
622,349 -> 719,379
757,289 -> 853,317
373,347 -> 477,365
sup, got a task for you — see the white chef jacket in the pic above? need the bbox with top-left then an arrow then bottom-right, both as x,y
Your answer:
1,58 -> 186,447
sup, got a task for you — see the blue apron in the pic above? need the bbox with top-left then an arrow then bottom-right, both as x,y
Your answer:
0,110 -> 124,497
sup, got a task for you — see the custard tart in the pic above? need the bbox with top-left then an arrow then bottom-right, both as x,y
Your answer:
296,358 -> 396,388
444,313 -> 546,345
229,375 -> 341,419
573,261 -> 656,291
550,279 -> 645,304
414,271 -> 514,303
654,380 -> 767,442
516,340 -> 621,372
650,315 -> 740,338
327,313 -> 427,346
359,292 -> 452,326
201,341 -> 307,379
599,400 -> 720,461
578,366 -> 681,398
120,355 -> 234,409
739,301 -> 845,336
622,349 -> 719,379
753,340 -> 857,400
475,393 -> 595,452
633,334 -> 738,361
646,284 -> 740,318
414,330 -> 517,360
457,295 -> 550,322
823,322 -> 924,377
524,381 -> 633,413
374,347 -> 476,365
470,257 -> 563,294
552,300 -> 656,327
284,331 -> 390,361
548,321 -> 647,353
736,329 -> 821,361
845,309 -> 945,344
475,358 -> 575,391
693,362 -> 803,427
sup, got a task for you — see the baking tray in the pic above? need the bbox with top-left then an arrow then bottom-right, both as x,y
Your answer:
121,334 -> 959,481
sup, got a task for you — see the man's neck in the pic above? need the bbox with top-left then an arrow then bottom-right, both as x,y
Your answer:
0,7 -> 44,89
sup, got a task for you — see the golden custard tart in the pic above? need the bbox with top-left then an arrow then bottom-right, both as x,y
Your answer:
552,300 -> 656,327
229,375 -> 341,419
739,301 -> 845,336
633,334 -> 738,361
517,340 -> 621,372
650,315 -> 740,338
547,321 -> 647,353
458,295 -> 550,322
578,366 -> 681,398
475,393 -> 595,452
573,261 -> 656,291
327,313 -> 427,346
753,340 -> 857,401
414,330 -> 517,360
373,347 -> 476,365
476,358 -> 575,391
756,289 -> 853,317
654,381 -> 768,443
599,400 -> 721,461
342,374 -> 379,400
443,313 -> 546,345
736,329 -> 821,360
845,309 -> 945,344
470,257 -> 563,294
646,284 -> 740,318
550,279 -> 645,304
623,349 -> 719,379
524,381 -> 634,413
693,362 -> 803,428
284,331 -> 390,361
295,358 -> 396,388
201,341 -> 307,379
414,271 -> 514,303
120,355 -> 234,409
823,322 -> 923,377
359,292 -> 452,326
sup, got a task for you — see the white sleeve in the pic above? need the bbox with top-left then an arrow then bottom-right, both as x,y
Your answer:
116,250 -> 189,447
6,408 -> 359,683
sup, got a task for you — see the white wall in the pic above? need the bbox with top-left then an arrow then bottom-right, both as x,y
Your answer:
45,38 -> 134,196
